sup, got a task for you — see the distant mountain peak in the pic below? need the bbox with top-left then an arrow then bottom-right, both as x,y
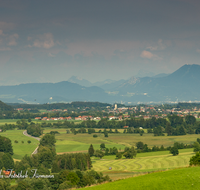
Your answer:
127,77 -> 140,85
67,76 -> 92,87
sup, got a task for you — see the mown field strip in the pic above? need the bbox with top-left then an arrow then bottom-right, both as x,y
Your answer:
92,152 -> 194,172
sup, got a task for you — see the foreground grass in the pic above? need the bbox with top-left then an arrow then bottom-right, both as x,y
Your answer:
83,166 -> 200,190
0,129 -> 39,159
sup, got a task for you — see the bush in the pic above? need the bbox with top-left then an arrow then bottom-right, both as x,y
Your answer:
14,140 -> 18,143
93,134 -> 98,138
27,140 -> 31,144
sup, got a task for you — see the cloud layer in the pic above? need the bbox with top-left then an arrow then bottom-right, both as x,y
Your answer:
0,0 -> 200,85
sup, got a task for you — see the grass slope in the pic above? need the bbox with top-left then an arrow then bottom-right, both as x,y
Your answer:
83,166 -> 200,190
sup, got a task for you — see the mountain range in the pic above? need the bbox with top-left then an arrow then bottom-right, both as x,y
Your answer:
0,64 -> 200,104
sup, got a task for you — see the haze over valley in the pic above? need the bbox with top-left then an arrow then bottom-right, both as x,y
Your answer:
0,64 -> 200,104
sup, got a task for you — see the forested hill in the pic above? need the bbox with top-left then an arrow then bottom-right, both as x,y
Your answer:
0,101 -> 14,112
8,102 -> 112,110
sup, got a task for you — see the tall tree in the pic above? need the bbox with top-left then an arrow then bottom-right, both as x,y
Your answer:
185,115 -> 196,125
88,144 -> 94,157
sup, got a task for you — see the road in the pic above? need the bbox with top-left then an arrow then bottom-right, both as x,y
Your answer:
23,130 -> 40,155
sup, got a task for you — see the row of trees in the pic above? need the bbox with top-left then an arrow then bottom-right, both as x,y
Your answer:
88,144 -> 137,159
88,140 -> 195,160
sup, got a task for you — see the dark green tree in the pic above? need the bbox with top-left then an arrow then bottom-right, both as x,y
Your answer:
165,123 -> 173,136
190,152 -> 200,166
136,141 -> 144,150
2,153 -> 14,169
185,115 -> 196,125
104,132 -> 108,137
38,146 -> 56,168
94,150 -> 104,159
40,134 -> 56,148
116,152 -> 122,159
100,143 -> 106,150
153,126 -> 164,136
88,144 -> 95,157
195,123 -> 200,134
0,136 -> 13,155
170,147 -> 179,156
105,148 -> 109,155
123,147 -> 137,159
193,142 -> 200,152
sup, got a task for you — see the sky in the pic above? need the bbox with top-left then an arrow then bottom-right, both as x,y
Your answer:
0,0 -> 200,85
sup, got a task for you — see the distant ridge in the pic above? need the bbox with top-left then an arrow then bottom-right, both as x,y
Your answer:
0,64 -> 200,104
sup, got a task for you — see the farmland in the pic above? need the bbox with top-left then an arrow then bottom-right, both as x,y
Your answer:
0,126 -> 199,178
42,128 -> 200,154
91,149 -> 194,179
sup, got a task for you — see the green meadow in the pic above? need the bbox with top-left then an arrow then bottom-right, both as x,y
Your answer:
82,166 -> 200,190
0,129 -> 39,160
42,128 -> 200,154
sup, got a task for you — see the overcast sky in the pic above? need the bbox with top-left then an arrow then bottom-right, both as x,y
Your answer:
0,0 -> 200,85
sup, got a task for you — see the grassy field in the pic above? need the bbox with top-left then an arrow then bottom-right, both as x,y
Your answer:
41,128 -> 200,154
82,166 -> 200,190
0,129 -> 39,160
54,132 -> 125,153
91,148 -> 194,179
